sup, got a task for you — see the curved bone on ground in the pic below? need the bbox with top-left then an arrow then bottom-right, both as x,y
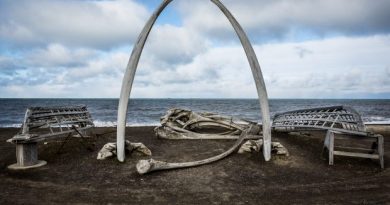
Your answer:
136,126 -> 254,175
238,139 -> 289,156
155,126 -> 261,140
97,140 -> 151,160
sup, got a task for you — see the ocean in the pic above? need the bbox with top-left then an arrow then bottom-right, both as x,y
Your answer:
0,98 -> 389,127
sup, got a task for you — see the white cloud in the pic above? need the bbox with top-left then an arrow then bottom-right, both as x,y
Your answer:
65,50 -> 128,80
25,44 -> 98,67
133,35 -> 390,98
177,0 -> 390,41
258,35 -> 390,98
1,35 -> 389,98
0,0 -> 149,49
142,24 -> 209,65
0,0 -> 389,99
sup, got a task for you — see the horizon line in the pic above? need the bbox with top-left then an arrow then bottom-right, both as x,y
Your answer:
0,97 -> 389,100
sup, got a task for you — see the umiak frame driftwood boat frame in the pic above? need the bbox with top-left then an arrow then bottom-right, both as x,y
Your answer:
272,106 -> 385,168
116,0 -> 272,162
7,106 -> 95,169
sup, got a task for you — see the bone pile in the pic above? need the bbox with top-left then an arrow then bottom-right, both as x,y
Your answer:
98,108 -> 289,174
154,108 -> 262,140
134,108 -> 289,174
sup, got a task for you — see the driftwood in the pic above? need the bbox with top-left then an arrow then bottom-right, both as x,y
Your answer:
323,130 -> 384,169
272,106 -> 366,134
136,125 -> 256,174
97,140 -> 151,160
273,106 -> 385,168
155,108 -> 261,140
8,106 -> 94,143
7,106 -> 94,170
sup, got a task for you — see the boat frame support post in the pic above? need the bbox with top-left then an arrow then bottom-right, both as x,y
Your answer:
8,142 -> 47,170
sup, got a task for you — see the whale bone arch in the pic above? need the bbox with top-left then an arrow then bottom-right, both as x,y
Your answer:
116,0 -> 272,162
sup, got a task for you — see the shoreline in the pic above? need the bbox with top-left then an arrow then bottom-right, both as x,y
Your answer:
2,121 -> 389,127
1,123 -> 389,136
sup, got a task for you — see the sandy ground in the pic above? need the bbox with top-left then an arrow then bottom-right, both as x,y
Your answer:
0,126 -> 389,204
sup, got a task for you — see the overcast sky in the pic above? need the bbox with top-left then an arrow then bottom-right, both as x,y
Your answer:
0,0 -> 389,99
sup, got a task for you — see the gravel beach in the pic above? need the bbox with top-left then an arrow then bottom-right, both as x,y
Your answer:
0,126 -> 389,204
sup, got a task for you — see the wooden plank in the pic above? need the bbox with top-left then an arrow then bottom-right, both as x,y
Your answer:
377,135 -> 384,169
329,131 -> 334,165
334,146 -> 374,153
29,111 -> 89,119
333,151 -> 379,159
21,108 -> 31,134
324,130 -> 330,149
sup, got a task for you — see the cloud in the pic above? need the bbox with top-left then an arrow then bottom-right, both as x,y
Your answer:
25,44 -> 98,67
0,1 -> 389,99
142,24 -> 209,66
0,56 -> 25,75
1,0 -> 390,51
65,50 -> 128,81
1,35 -> 389,98
0,48 -> 126,98
257,35 -> 390,98
133,35 -> 390,98
0,0 -> 149,49
177,0 -> 390,42
294,46 -> 313,58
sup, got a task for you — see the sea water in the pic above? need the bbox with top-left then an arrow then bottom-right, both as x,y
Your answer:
0,98 -> 389,127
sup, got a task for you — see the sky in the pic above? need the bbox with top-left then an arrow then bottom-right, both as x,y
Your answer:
0,0 -> 389,99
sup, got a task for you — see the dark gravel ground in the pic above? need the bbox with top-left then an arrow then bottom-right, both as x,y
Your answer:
0,126 -> 389,204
